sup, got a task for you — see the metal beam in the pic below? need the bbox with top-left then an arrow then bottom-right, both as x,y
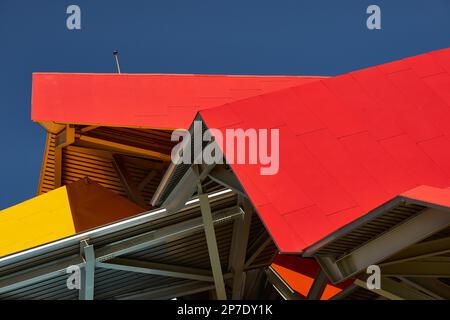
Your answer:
95,206 -> 242,262
117,281 -> 216,300
53,126 -> 74,188
0,255 -> 84,294
54,146 -> 62,188
381,236 -> 450,266
0,204 -> 240,295
315,208 -> 450,283
199,193 -> 227,300
0,192 -> 238,296
160,164 -> 215,213
265,267 -> 301,300
79,240 -> 95,300
228,199 -> 253,299
306,269 -> 328,300
208,166 -> 247,198
161,166 -> 199,212
77,135 -> 171,162
354,277 -> 433,300
380,261 -> 450,277
112,154 -> 148,208
245,232 -> 272,268
303,197 -> 405,257
38,121 -> 65,134
138,170 -> 156,191
80,125 -> 99,133
55,125 -> 75,149
400,277 -> 450,300
97,258 -> 215,282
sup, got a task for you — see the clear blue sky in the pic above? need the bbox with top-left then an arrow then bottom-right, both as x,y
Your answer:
0,0 -> 449,209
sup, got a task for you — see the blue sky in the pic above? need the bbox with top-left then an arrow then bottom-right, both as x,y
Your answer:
0,0 -> 449,209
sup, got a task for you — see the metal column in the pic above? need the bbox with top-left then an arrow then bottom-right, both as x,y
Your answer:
198,192 -> 227,300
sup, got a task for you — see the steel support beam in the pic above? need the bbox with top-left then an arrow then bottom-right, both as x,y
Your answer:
380,260 -> 450,277
55,125 -> 75,149
381,236 -> 450,266
77,135 -> 171,162
97,258 -> 215,282
138,170 -> 156,191
208,166 -> 247,198
54,146 -> 62,188
245,232 -> 272,268
79,240 -> 95,300
265,267 -> 301,300
38,121 -> 65,134
354,277 -> 433,300
160,164 -> 215,213
199,192 -> 227,300
0,206 -> 241,295
0,255 -> 84,294
400,277 -> 450,300
95,206 -> 242,262
228,199 -> 253,299
80,125 -> 99,133
306,269 -> 328,300
112,154 -> 148,208
161,166 -> 200,212
315,208 -> 450,283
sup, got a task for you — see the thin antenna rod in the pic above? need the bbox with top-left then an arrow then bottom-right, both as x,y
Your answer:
113,50 -> 121,74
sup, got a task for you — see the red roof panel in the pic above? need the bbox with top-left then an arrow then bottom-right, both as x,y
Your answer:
423,73 -> 450,107
379,134 -> 450,187
292,80 -> 367,138
281,129 -> 357,214
417,136 -> 450,179
431,49 -> 450,73
404,53 -> 445,78
200,47 -> 450,252
32,73 -> 322,129
349,68 -> 405,140
339,131 -> 416,196
401,185 -> 450,208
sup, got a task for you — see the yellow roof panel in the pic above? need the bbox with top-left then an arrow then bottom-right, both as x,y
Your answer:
0,186 -> 75,256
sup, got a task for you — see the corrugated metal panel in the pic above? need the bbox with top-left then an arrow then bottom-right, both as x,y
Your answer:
85,127 -> 174,156
315,202 -> 426,256
0,191 -> 276,300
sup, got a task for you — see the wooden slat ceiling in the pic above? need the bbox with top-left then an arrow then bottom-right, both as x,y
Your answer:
37,125 -> 175,208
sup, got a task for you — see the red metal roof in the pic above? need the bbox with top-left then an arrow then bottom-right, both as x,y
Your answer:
199,47 -> 450,253
30,48 -> 450,254
31,73 -> 322,129
401,185 -> 450,209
